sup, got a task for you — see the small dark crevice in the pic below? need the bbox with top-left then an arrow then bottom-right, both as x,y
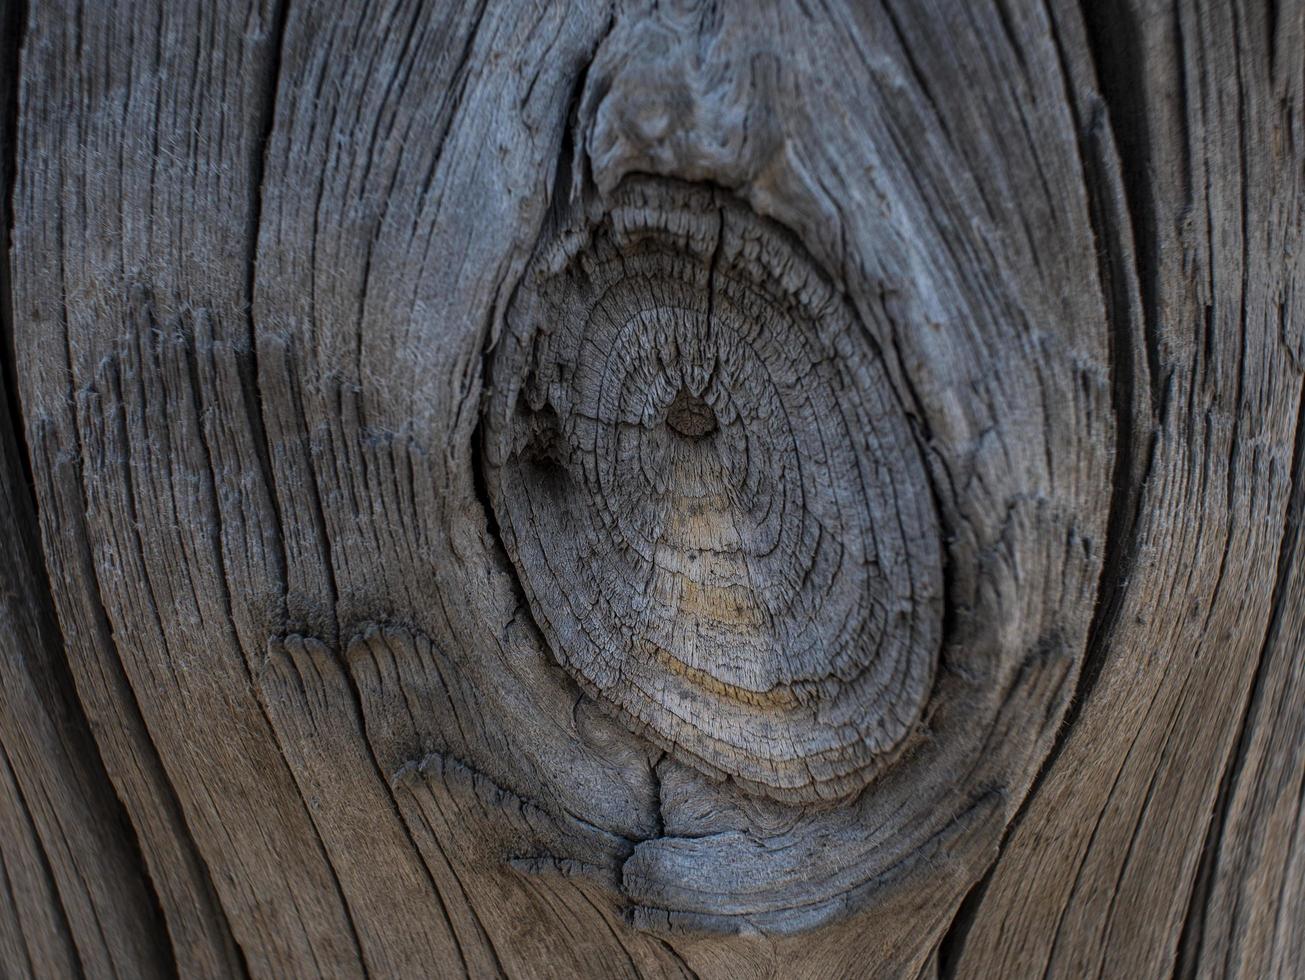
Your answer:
1172,745 -> 1234,979
469,290 -> 517,574
878,0 -> 954,150
552,58 -> 588,221
703,205 -> 724,328
542,6 -> 614,234
514,398 -> 565,469
655,937 -> 701,980
408,0 -> 492,223
646,752 -> 667,841
1266,0 -> 1279,74
469,410 -> 507,557
245,0 -> 292,294
936,853 -> 991,978
665,386 -> 717,440
992,0 -> 1032,85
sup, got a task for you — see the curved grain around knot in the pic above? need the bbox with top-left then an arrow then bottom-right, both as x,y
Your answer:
484,179 -> 942,803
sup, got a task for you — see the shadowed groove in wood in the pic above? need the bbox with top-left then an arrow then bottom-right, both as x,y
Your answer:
1,0 -> 26,480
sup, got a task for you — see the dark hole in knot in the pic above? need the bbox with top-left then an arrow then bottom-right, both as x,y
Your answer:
516,400 -> 564,467
666,387 -> 718,440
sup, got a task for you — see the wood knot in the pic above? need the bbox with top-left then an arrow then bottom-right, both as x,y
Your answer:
482,178 -> 943,803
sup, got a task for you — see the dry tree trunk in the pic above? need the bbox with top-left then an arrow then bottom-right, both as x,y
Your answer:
0,1 -> 1301,977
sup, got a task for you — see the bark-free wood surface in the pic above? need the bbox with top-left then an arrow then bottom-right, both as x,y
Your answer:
0,0 -> 1300,977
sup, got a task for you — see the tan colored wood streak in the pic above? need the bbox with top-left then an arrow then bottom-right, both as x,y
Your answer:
0,751 -> 79,980
1188,413 -> 1305,979
260,635 -> 468,976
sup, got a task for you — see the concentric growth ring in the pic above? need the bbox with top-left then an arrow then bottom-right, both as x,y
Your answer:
483,179 -> 942,803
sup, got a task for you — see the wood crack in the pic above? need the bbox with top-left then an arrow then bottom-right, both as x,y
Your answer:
939,6 -> 1160,972
1069,0 -> 1160,728
0,0 -> 29,494
241,0 -> 293,636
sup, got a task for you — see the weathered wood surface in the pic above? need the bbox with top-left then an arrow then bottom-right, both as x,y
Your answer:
0,0 -> 1300,977
0,178 -> 171,980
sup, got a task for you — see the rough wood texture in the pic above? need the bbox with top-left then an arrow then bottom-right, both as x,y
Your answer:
0,0 -> 169,974
1,0 -> 1301,977
0,296 -> 170,980
946,3 -> 1305,976
484,178 -> 943,802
